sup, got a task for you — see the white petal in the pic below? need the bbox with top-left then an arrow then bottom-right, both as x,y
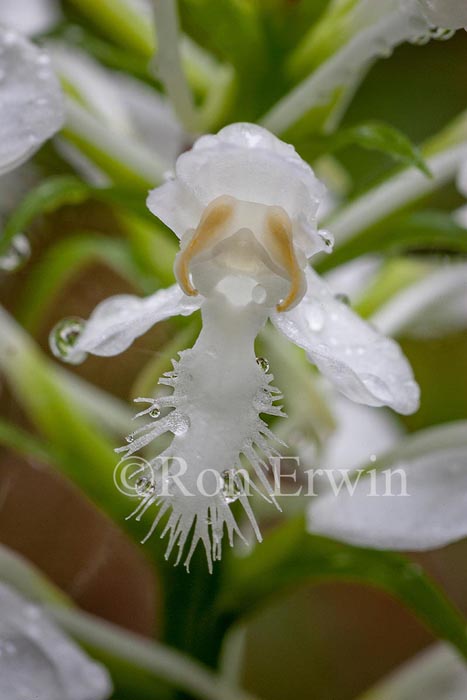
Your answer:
416,0 -> 467,29
271,267 -> 420,415
359,643 -> 467,700
0,0 -> 60,37
319,396 -> 403,473
372,264 -> 467,339
147,123 -> 325,253
324,256 -> 382,302
74,285 -> 201,358
0,28 -> 64,175
48,42 -> 185,166
147,178 -> 204,239
308,421 -> 467,550
0,582 -> 111,700
114,74 -> 186,165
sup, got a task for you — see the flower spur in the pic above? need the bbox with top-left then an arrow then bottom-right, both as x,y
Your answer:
51,123 -> 420,571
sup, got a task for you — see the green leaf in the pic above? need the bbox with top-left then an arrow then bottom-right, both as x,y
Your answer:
0,174 -> 156,260
0,545 -> 254,700
219,518 -> 467,661
297,122 -> 432,177
318,210 -> 467,273
16,233 -> 150,333
0,176 -> 91,255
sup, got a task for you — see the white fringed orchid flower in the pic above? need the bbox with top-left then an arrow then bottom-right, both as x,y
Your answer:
52,124 -> 420,570
0,582 -> 112,700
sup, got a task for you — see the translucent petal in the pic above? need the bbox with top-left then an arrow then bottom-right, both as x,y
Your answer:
0,0 -> 60,37
319,396 -> 403,473
48,42 -> 185,166
360,643 -> 467,700
147,123 -> 325,255
372,264 -> 467,339
0,28 -> 64,175
74,285 -> 202,358
271,267 -> 420,415
0,583 -> 111,700
308,421 -> 467,550
417,0 -> 467,29
147,178 -> 204,240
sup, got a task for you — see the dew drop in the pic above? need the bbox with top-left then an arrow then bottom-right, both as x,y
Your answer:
222,469 -> 244,504
49,317 -> 87,365
334,292 -> 351,306
125,434 -> 135,444
317,229 -> 334,249
150,405 -> 161,419
307,302 -> 324,332
171,413 -> 190,435
3,30 -> 17,46
256,356 -> 270,372
0,233 -> 31,272
136,476 -> 155,497
36,53 -> 50,66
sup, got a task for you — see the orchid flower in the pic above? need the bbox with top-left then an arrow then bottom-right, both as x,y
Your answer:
51,123 -> 420,571
0,582 -> 111,700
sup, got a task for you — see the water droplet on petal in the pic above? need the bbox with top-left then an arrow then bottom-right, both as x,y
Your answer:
307,301 -> 324,332
150,406 -> 161,419
171,413 -> 190,435
334,292 -> 351,306
0,234 -> 31,272
317,229 -> 334,250
222,469 -> 243,504
125,434 -> 135,443
256,356 -> 270,372
49,317 -> 87,364
36,53 -> 50,66
3,30 -> 17,46
362,375 -> 393,404
136,476 -> 155,497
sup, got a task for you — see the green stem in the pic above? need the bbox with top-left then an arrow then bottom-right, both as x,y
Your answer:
49,604 -> 257,700
152,0 -> 200,134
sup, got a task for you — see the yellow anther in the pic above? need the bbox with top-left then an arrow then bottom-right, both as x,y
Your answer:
175,195 -> 235,296
264,207 -> 304,312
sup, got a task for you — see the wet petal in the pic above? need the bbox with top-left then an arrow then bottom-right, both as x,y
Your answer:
0,0 -> 60,36
0,27 -> 64,175
271,267 -> 420,415
0,582 -> 111,700
147,178 -> 204,240
147,123 -> 325,256
74,285 -> 202,359
308,421 -> 467,550
417,0 -> 467,29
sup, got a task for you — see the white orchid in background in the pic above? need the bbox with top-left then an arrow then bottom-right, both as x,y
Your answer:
0,24 -> 63,177
51,123 -> 419,570
0,582 -> 111,700
360,642 -> 467,700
